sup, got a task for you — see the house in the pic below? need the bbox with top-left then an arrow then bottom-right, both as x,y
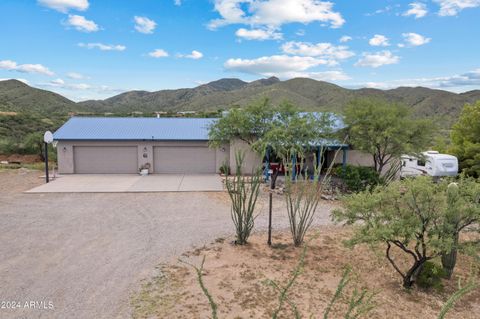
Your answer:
53,117 -> 371,175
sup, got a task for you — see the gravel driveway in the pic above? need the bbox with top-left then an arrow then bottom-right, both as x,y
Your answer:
0,170 -> 337,319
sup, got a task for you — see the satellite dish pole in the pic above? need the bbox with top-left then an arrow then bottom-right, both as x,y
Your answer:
43,131 -> 53,183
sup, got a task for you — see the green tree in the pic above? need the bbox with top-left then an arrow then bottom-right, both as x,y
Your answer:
208,99 -> 275,148
253,103 -> 334,161
23,132 -> 45,158
344,98 -> 434,175
450,101 -> 480,177
209,99 -> 334,162
332,177 -> 452,288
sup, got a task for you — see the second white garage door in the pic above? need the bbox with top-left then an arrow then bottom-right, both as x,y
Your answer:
154,146 -> 216,174
74,146 -> 138,174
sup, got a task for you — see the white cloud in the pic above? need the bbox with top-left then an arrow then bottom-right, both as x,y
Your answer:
38,0 -> 89,13
40,79 -> 131,97
148,49 -> 169,58
402,32 -> 431,46
65,14 -> 99,32
0,59 -> 54,76
224,55 -> 331,79
174,0 -> 182,5
51,78 -> 65,85
281,41 -> 354,64
235,28 -> 282,41
78,43 -> 126,51
208,0 -> 345,30
435,68 -> 480,87
307,71 -> 351,81
403,2 -> 428,18
67,72 -> 87,79
434,0 -> 480,16
339,35 -> 352,43
369,34 -> 390,47
365,4 -> 400,16
224,55 -> 350,80
134,16 -> 157,34
296,29 -> 306,36
178,50 -> 204,59
358,68 -> 480,91
355,51 -> 400,68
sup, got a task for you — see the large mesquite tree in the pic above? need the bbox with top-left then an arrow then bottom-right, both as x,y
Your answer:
208,99 -> 334,160
343,98 -> 434,175
333,177 -> 452,288
450,101 -> 480,177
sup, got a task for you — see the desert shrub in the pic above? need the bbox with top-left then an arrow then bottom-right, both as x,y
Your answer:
219,160 -> 230,175
335,165 -> 380,192
225,151 -> 261,245
333,177 -> 453,288
416,261 -> 447,291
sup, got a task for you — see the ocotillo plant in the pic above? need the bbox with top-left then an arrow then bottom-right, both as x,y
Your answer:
225,151 -> 261,245
284,147 -> 342,247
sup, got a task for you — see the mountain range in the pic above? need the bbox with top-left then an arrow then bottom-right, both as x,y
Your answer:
1,77 -> 479,124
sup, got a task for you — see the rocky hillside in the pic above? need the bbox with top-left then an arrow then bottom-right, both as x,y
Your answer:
1,78 -> 479,122
0,80 -> 78,115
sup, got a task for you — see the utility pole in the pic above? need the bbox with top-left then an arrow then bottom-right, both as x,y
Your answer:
268,169 -> 279,246
44,142 -> 49,183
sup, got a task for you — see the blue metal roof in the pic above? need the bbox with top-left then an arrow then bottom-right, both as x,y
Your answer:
53,117 -> 216,141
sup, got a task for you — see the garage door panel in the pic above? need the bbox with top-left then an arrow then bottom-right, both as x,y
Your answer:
154,146 -> 216,173
74,146 -> 138,174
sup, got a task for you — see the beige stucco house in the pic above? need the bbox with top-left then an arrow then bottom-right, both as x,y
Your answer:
53,117 -> 371,175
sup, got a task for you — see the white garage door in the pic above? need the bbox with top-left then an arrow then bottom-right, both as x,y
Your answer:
74,146 -> 138,174
154,146 -> 216,173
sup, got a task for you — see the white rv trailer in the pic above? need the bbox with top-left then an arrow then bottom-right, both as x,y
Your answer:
400,151 -> 458,178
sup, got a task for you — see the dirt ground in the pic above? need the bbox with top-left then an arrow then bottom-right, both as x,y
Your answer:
0,169 -> 338,319
0,154 -> 42,164
131,228 -> 480,319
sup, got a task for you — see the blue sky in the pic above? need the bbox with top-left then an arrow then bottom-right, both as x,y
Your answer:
1,0 -> 479,101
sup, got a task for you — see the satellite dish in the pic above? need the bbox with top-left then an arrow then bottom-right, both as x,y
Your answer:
44,131 -> 54,144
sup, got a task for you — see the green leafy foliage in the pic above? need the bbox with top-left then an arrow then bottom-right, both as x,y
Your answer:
334,165 -> 380,192
333,177 -> 453,288
255,103 -> 334,161
416,261 -> 447,291
344,98 -> 434,174
0,113 -> 65,156
209,99 -> 334,163
450,101 -> 480,177
208,98 -> 275,148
